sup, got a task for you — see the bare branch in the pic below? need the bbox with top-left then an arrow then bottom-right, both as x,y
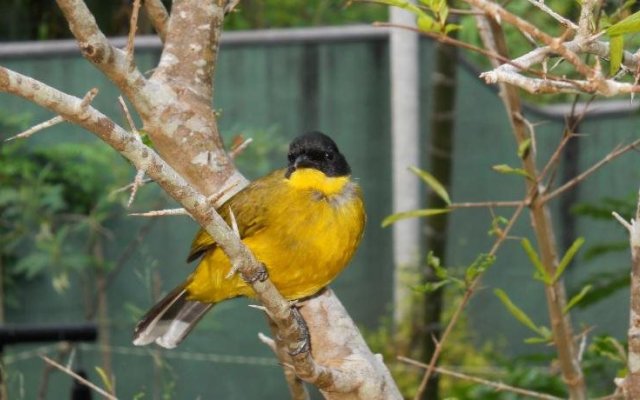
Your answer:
615,189 -> 640,397
414,193 -> 530,398
466,0 -> 592,78
477,14 -> 587,399
230,137 -> 254,159
448,200 -> 526,209
258,332 -> 277,352
117,96 -> 137,133
224,0 -> 241,15
129,208 -> 191,218
400,357 -> 563,400
126,0 -> 142,72
613,211 -> 633,232
525,0 -> 578,31
466,0 -> 640,96
577,0 -> 598,39
542,139 -> 640,203
127,169 -> 146,208
55,0 -> 153,115
4,116 -> 64,142
142,0 -> 169,42
40,355 -> 118,400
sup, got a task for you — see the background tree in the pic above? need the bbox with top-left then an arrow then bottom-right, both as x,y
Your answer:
0,0 -> 400,399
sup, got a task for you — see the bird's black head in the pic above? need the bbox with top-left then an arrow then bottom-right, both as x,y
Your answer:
285,131 -> 351,178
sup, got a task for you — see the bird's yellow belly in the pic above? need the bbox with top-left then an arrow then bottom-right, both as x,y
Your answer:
186,188 -> 364,303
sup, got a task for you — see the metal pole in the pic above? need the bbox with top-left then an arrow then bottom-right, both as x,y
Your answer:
390,4 -> 421,325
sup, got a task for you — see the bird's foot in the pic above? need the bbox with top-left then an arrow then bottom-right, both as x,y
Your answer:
241,262 -> 269,283
288,306 -> 311,356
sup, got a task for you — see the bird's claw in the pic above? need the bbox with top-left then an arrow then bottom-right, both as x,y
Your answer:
288,306 -> 311,356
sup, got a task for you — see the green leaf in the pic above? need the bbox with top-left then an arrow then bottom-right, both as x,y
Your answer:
417,14 -> 436,32
409,166 -> 451,205
552,237 -> 585,283
488,215 -> 509,237
607,10 -> 640,35
494,289 -> 543,336
465,253 -> 496,284
95,366 -> 115,394
568,270 -> 629,309
521,239 -> 552,284
590,335 -> 627,363
524,336 -> 550,344
444,24 -> 461,34
413,280 -> 449,294
525,326 -> 552,344
563,284 -> 592,314
381,208 -> 450,228
609,35 -> 624,75
426,251 -> 447,279
370,0 -> 425,18
517,138 -> 532,159
492,164 -> 532,179
138,129 -> 153,147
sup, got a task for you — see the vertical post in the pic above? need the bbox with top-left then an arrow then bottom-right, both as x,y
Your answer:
390,4 -> 421,326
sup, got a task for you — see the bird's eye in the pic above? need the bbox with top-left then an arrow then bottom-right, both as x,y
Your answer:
324,152 -> 334,161
287,153 -> 295,163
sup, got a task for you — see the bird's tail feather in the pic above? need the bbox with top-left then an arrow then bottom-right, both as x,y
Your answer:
133,283 -> 213,349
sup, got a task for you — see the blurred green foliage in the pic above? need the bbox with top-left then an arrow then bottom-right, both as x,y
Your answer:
0,0 -> 386,41
0,114 -> 132,297
224,126 -> 288,179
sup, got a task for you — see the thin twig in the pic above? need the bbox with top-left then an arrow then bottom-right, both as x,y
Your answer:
258,332 -> 277,352
129,208 -> 192,218
229,137 -> 254,159
542,139 -> 640,203
4,116 -> 64,141
127,169 -> 146,208
80,88 -> 99,111
117,96 -> 137,133
525,0 -> 578,31
224,0 -> 241,14
612,211 -> 632,231
40,355 -> 118,400
109,178 -> 152,196
448,200 -> 526,209
414,192 -> 530,398
142,0 -> 168,41
467,0 -> 592,78
126,0 -> 142,72
376,22 -> 569,85
400,357 -> 563,400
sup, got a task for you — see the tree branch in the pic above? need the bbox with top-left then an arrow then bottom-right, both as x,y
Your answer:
40,355 -> 117,400
400,357 -> 564,400
0,64 -> 401,398
613,191 -> 640,398
143,0 -> 169,42
151,0 -> 222,102
57,0 -> 246,201
473,11 -> 588,399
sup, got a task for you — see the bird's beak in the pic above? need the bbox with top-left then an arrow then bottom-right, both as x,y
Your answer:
285,154 -> 314,179
293,154 -> 313,169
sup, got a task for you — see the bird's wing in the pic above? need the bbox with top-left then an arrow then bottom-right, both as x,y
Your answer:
186,169 -> 282,262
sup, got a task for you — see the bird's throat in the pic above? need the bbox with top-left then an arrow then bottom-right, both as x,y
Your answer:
287,168 -> 350,196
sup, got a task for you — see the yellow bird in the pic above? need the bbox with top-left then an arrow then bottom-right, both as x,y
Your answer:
133,132 -> 366,348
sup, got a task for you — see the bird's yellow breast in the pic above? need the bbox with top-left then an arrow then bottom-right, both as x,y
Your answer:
186,168 -> 365,303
